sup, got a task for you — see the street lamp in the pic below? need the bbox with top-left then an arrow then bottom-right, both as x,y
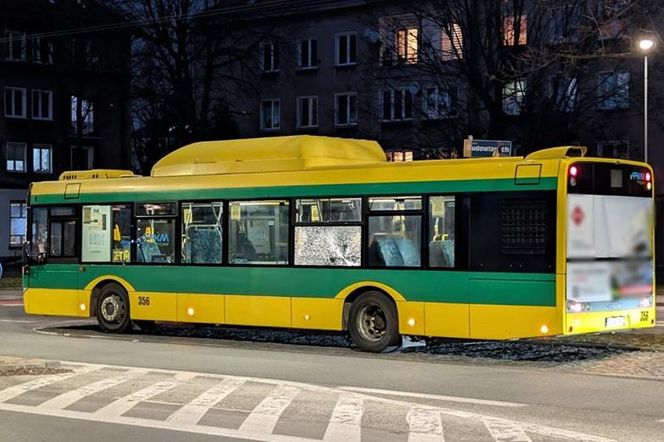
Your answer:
639,38 -> 655,163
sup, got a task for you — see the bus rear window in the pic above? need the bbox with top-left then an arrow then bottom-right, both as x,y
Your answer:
568,163 -> 652,197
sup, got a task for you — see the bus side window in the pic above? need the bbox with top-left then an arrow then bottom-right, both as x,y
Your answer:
429,196 -> 455,268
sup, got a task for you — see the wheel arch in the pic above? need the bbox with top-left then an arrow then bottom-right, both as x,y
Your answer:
336,281 -> 402,331
86,276 -> 134,318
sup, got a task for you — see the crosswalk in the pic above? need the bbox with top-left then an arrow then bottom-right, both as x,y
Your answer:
0,361 -> 614,442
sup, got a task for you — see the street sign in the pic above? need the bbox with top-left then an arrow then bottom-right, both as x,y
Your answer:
463,138 -> 512,157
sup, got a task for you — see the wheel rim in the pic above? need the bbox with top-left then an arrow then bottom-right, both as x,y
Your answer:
356,304 -> 387,343
100,294 -> 126,324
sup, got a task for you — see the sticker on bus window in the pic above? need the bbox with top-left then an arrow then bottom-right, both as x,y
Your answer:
231,204 -> 241,221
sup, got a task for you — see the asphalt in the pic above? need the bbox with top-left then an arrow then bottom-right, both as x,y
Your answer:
1,287 -> 663,376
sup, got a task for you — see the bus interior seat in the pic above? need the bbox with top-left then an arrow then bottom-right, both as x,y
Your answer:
369,237 -> 420,267
429,239 -> 455,267
137,241 -> 169,263
188,226 -> 222,263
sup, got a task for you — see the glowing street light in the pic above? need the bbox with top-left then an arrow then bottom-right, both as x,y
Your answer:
639,38 -> 655,163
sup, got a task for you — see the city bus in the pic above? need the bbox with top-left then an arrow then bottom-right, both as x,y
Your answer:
22,135 -> 655,352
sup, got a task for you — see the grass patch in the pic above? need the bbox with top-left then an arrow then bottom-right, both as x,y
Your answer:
0,276 -> 22,289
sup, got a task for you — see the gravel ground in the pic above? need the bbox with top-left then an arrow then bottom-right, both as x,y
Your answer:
0,366 -> 70,377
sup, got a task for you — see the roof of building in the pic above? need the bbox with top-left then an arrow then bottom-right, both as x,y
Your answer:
150,135 -> 387,177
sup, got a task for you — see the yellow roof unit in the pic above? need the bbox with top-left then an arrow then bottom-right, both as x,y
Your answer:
151,135 -> 387,177
59,169 -> 136,181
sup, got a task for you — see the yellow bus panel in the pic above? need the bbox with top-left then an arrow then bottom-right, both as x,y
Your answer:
292,298 -> 343,330
177,294 -> 224,324
424,303 -> 470,338
23,288 -> 89,317
225,295 -> 291,328
130,292 -> 177,321
470,305 -> 560,339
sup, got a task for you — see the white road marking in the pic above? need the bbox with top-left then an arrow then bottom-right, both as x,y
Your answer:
483,417 -> 532,442
0,303 -> 23,307
93,372 -> 196,417
0,364 -> 102,403
322,394 -> 363,441
0,319 -> 35,323
408,408 -> 444,441
238,384 -> 300,434
37,369 -> 147,410
339,386 -> 527,408
167,377 -> 245,425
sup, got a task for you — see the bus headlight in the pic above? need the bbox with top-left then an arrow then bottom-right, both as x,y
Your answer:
567,300 -> 589,313
640,297 -> 653,308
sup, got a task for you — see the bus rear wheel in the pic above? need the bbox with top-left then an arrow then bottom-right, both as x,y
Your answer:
349,291 -> 400,352
96,283 -> 131,333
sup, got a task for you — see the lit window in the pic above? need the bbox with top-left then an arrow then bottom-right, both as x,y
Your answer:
260,99 -> 280,130
441,24 -> 463,60
4,31 -> 26,61
386,151 -> 414,162
9,201 -> 27,247
6,142 -> 26,172
503,15 -> 528,46
297,96 -> 318,128
335,32 -> 357,66
5,87 -> 27,118
503,80 -> 526,115
382,88 -> 413,121
229,200 -> 289,265
335,93 -> 357,126
33,144 -> 52,173
396,27 -> 418,63
32,90 -> 53,120
299,38 -> 317,69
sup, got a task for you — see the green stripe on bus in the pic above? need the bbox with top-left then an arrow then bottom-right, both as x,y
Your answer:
30,177 -> 558,205
27,264 -> 556,307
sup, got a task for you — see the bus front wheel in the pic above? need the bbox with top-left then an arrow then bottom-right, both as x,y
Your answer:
96,283 -> 131,333
348,291 -> 400,352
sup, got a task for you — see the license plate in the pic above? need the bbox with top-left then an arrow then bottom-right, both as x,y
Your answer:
605,316 -> 626,328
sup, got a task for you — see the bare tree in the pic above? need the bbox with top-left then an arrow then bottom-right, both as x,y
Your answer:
370,0 -> 662,157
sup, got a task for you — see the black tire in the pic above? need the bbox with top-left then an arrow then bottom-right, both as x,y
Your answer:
348,291 -> 400,352
134,320 -> 157,332
96,283 -> 131,333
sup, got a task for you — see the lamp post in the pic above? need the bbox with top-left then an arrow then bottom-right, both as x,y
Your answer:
639,38 -> 655,163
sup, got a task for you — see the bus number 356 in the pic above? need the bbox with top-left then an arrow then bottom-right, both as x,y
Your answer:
138,296 -> 151,306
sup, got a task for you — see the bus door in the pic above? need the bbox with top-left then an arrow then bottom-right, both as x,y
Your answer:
26,206 -> 79,291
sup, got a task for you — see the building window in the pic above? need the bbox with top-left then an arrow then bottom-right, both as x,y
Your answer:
425,87 -> 456,119
335,93 -> 357,126
382,88 -> 413,121
298,38 -> 317,69
4,30 -> 26,61
70,146 -> 94,169
260,42 -> 279,72
599,72 -> 629,110
9,201 -> 27,248
441,24 -> 463,60
33,37 -> 54,64
5,87 -> 27,118
32,89 -> 53,120
550,76 -> 577,112
386,151 -> 414,162
260,99 -> 280,130
6,142 -> 26,172
335,32 -> 357,66
503,15 -> 528,46
297,96 -> 318,128
503,80 -> 526,115
396,27 -> 418,63
71,96 -> 94,134
33,144 -> 52,173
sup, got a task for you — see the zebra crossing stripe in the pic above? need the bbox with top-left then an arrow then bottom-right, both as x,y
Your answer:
482,417 -> 532,442
93,372 -> 197,418
407,408 -> 444,441
238,384 -> 300,434
322,394 -> 363,441
36,369 -> 148,410
0,364 -> 102,403
167,377 -> 245,425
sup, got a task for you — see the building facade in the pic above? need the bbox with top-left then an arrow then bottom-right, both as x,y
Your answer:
218,0 -> 664,273
0,0 -> 131,264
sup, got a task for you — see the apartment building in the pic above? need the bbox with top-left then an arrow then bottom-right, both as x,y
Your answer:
0,0 -> 131,264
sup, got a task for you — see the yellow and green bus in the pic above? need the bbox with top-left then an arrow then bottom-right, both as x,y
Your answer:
23,135 -> 655,352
